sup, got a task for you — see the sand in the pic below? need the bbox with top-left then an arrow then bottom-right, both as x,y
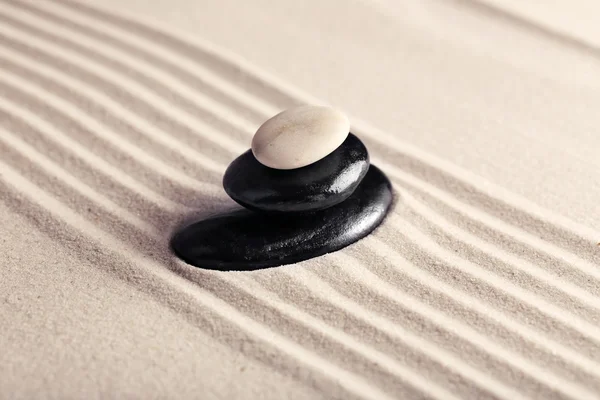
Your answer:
1,0 -> 600,399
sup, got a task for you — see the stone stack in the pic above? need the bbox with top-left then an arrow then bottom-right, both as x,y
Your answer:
171,105 -> 393,271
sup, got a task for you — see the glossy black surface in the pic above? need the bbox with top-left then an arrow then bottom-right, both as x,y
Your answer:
223,133 -> 369,213
171,165 -> 392,271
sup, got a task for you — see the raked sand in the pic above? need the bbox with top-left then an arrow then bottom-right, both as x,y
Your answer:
1,0 -> 600,399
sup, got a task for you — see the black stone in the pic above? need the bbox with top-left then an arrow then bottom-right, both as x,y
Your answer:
171,165 -> 393,271
223,133 -> 369,213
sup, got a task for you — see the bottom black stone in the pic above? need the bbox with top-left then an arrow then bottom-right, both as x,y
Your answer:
171,165 -> 393,271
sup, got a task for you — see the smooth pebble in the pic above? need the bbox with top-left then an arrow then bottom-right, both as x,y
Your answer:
251,105 -> 350,170
171,165 -> 392,271
224,133 -> 369,213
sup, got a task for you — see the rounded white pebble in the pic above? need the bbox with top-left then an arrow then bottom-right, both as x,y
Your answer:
251,105 -> 350,170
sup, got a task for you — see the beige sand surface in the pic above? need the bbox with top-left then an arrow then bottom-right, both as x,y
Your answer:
1,0 -> 600,399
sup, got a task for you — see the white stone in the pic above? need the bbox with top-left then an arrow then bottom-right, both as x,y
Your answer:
251,105 -> 350,170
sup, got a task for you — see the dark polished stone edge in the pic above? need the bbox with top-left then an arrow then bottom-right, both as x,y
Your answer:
223,132 -> 370,214
171,165 -> 394,271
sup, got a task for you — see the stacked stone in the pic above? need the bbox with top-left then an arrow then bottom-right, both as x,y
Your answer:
224,106 -> 369,213
171,105 -> 393,271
